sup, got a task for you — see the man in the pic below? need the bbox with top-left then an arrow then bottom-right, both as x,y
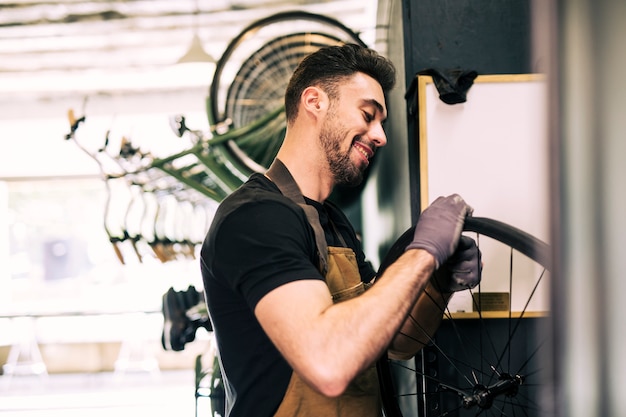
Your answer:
200,44 -> 480,417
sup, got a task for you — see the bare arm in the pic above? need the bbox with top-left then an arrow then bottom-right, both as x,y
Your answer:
388,281 -> 452,360
254,248 -> 436,398
388,235 -> 482,359
255,193 -> 472,397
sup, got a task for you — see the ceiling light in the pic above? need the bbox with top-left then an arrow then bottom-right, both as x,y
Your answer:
176,0 -> 216,64
177,33 -> 215,64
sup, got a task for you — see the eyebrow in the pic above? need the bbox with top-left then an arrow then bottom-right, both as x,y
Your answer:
364,98 -> 387,121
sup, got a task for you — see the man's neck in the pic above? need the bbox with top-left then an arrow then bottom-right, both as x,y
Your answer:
273,153 -> 334,203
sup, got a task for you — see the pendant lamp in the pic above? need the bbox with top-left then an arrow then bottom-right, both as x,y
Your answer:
177,33 -> 215,64
176,0 -> 215,64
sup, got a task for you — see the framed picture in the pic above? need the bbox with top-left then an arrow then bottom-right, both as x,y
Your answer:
416,74 -> 550,314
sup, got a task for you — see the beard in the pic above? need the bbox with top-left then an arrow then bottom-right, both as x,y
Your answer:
319,114 -> 365,187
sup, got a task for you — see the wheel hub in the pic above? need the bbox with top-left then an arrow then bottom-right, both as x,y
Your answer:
462,373 -> 525,409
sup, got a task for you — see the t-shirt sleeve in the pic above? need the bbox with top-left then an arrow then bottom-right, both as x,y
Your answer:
211,200 -> 324,310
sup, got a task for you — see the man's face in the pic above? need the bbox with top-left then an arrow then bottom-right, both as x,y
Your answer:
319,73 -> 388,187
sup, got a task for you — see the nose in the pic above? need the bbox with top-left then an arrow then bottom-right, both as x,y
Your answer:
370,122 -> 387,148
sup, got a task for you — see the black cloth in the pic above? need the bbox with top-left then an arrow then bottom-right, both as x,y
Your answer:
200,173 -> 376,417
413,68 -> 478,105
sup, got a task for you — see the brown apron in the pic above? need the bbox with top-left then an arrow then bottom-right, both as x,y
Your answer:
267,160 -> 382,417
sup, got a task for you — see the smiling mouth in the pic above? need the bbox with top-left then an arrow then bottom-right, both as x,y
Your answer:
352,141 -> 373,164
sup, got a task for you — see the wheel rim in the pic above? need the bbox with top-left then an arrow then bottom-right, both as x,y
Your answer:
208,11 -> 365,174
377,217 -> 551,417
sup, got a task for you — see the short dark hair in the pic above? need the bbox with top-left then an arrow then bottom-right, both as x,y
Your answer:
284,43 -> 396,124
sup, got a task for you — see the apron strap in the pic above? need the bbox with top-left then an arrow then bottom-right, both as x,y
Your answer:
266,159 -> 329,275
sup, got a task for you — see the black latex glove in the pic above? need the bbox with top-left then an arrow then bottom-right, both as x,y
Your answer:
405,194 -> 473,268
432,236 -> 482,293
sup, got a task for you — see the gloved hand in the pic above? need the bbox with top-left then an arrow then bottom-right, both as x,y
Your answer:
405,194 -> 473,268
431,235 -> 482,293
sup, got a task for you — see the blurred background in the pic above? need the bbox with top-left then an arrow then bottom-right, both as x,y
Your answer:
1,0 -> 626,416
0,1 -> 383,416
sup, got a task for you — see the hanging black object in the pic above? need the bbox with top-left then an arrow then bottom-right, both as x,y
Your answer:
413,68 -> 479,105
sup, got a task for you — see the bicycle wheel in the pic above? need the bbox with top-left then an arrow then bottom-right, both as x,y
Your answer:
221,32 -> 341,171
377,217 -> 551,417
208,10 -> 365,173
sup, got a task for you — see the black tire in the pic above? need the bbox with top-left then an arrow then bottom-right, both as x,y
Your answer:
208,11 -> 365,174
377,217 -> 551,417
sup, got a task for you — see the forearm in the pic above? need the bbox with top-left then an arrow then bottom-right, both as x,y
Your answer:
301,249 -> 436,393
257,248 -> 436,397
388,281 -> 452,360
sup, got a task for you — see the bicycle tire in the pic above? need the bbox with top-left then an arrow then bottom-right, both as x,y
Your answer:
208,11 -> 366,174
377,216 -> 551,417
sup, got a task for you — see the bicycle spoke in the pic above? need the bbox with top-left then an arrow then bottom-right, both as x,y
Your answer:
209,11 -> 365,173
488,267 -> 547,384
377,218 -> 550,417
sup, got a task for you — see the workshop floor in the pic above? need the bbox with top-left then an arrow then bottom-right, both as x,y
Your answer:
0,369 -> 212,417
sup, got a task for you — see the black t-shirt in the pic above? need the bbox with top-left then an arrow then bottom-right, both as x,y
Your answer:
200,173 -> 376,417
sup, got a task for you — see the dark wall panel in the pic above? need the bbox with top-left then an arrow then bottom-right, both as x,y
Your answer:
400,0 -> 533,217
402,0 -> 532,83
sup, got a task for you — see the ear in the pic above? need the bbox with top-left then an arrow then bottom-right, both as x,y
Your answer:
301,86 -> 328,118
